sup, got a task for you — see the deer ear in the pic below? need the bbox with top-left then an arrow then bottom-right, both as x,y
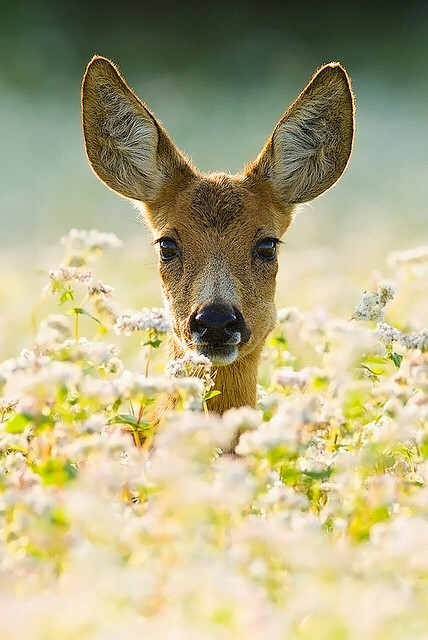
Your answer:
246,63 -> 354,205
82,56 -> 194,203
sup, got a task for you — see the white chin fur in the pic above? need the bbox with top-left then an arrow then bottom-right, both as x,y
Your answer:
199,346 -> 239,366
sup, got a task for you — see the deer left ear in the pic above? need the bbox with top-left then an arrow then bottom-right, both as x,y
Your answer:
246,63 -> 354,205
82,56 -> 195,208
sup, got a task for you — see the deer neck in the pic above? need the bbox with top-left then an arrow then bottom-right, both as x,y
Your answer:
209,349 -> 261,413
167,337 -> 261,414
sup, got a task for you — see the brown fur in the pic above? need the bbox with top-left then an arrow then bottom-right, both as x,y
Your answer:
82,57 -> 355,413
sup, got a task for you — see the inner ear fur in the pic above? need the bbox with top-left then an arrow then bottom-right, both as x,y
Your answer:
246,63 -> 354,205
82,56 -> 194,204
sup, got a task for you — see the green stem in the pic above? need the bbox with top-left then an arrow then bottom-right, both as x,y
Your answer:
145,345 -> 152,378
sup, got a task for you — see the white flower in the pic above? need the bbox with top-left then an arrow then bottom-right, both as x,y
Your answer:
236,411 -> 298,455
365,474 -> 397,508
35,314 -> 71,347
353,283 -> 395,322
104,357 -> 123,374
166,351 -> 212,378
222,406 -> 262,433
19,349 -> 36,361
273,366 -> 320,389
387,245 -> 428,277
170,377 -> 206,396
154,410 -> 235,452
258,482 -> 309,511
88,280 -> 114,297
114,307 -> 171,335
376,322 -> 403,345
4,359 -> 81,402
131,374 -> 176,397
403,328 -> 428,352
277,307 -> 303,323
79,376 -> 120,403
60,229 -> 122,255
53,338 -> 121,368
77,415 -> 107,434
377,322 -> 428,352
92,296 -> 120,323
47,264 -> 93,285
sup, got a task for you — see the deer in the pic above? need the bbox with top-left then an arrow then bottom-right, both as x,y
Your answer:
82,57 -> 354,414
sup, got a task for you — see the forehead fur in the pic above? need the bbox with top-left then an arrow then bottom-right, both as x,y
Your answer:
190,174 -> 244,232
148,171 -> 293,237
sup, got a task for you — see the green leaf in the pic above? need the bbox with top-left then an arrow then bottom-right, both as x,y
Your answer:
59,290 -> 74,305
109,414 -> 149,430
212,606 -> 234,628
112,398 -> 122,412
204,389 -> 221,401
67,307 -> 101,325
50,506 -> 69,526
266,446 -> 290,466
301,467 -> 332,480
388,351 -> 403,369
50,281 -> 62,293
143,337 -> 162,349
5,413 -> 32,434
280,465 -> 300,484
109,413 -> 139,427
313,375 -> 330,390
270,334 -> 288,346
34,459 -> 78,486
34,415 -> 56,433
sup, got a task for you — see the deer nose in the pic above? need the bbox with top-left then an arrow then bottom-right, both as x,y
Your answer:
189,304 -> 248,346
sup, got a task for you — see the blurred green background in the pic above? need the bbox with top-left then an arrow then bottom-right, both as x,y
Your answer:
1,0 -> 427,244
0,0 -> 427,356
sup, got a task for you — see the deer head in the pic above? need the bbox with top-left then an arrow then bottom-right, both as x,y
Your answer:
82,57 -> 354,412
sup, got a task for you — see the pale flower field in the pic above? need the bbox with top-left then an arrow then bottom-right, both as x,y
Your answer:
0,229 -> 427,639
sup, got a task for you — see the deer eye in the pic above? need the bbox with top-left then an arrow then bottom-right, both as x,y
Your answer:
158,238 -> 179,262
254,238 -> 278,261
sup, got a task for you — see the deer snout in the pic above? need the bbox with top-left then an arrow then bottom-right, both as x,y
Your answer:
189,304 -> 250,348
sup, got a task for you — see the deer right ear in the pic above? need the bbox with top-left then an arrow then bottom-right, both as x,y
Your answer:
246,63 -> 354,206
82,56 -> 194,204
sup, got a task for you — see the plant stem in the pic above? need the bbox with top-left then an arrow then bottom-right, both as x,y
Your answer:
145,346 -> 152,378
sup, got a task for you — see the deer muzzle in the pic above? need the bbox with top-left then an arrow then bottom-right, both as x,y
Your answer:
189,303 -> 250,365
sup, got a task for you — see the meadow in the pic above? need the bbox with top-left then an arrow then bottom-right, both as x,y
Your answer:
1,3 -> 427,636
0,229 -> 426,639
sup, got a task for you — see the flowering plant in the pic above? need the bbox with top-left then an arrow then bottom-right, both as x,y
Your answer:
0,231 -> 427,639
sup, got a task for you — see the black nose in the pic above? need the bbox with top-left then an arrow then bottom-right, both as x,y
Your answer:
189,304 -> 249,346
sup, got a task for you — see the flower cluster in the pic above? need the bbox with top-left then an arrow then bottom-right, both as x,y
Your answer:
352,282 -> 395,321
88,280 -> 114,297
114,307 -> 171,335
0,232 -> 427,640
60,228 -> 122,266
166,351 -> 213,378
45,264 -> 93,290
273,365 -> 321,389
166,351 -> 216,403
387,245 -> 428,277
377,322 -> 428,352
